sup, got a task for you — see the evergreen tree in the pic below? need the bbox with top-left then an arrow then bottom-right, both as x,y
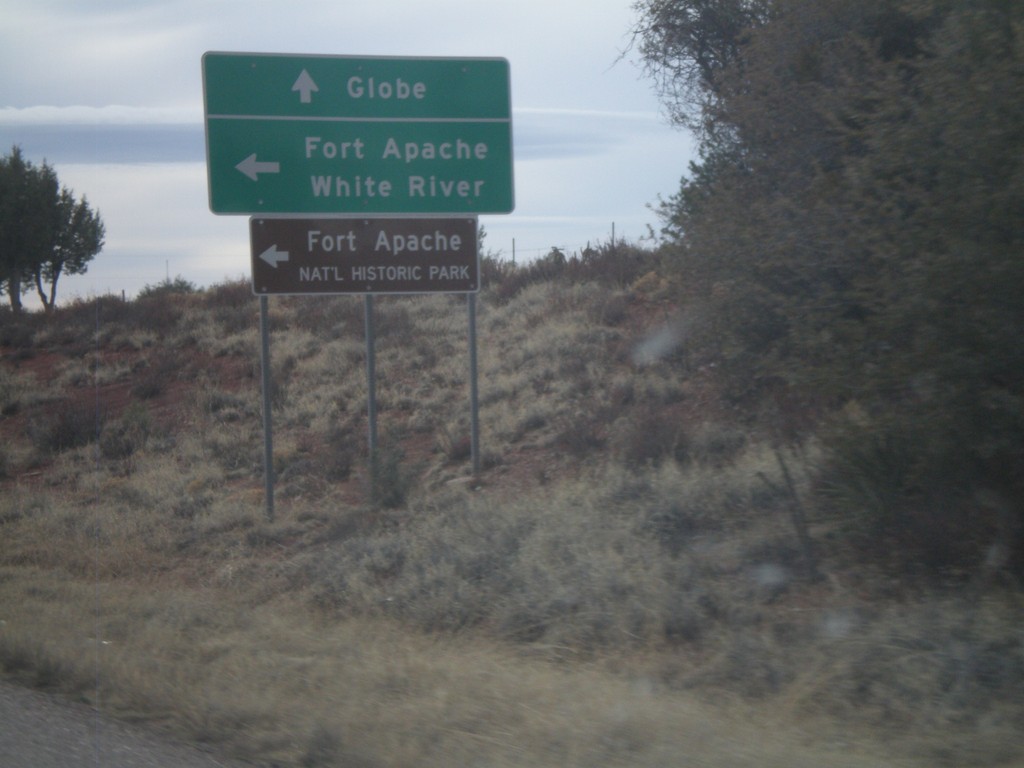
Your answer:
0,146 -> 104,313
633,0 -> 1024,571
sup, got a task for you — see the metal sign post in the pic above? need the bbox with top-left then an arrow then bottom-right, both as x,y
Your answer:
258,295 -> 275,521
204,50 -> 511,511
469,294 -> 480,477
364,294 -> 378,465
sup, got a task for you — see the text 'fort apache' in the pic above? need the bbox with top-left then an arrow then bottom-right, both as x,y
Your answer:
305,136 -> 489,201
248,216 -> 479,295
307,227 -> 463,255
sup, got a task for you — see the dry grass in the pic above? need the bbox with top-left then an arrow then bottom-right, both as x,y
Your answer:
0,272 -> 1022,767
0,567 -> 927,768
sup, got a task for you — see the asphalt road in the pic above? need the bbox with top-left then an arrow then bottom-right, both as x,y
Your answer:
0,680 -> 256,768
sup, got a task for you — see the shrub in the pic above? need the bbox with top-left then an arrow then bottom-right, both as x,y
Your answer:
478,253 -> 515,288
567,240 -> 655,288
0,319 -> 35,351
133,294 -> 183,336
99,403 -> 151,461
608,406 -> 687,468
0,368 -> 23,416
588,291 -> 630,327
202,389 -> 255,423
29,399 -> 102,455
555,410 -> 607,458
205,278 -> 254,309
323,423 -> 356,481
131,351 -> 182,399
367,440 -> 414,509
137,275 -> 197,299
56,294 -> 134,329
287,295 -> 362,335
305,464 -> 758,651
816,421 -> 917,540
814,409 -> 1006,575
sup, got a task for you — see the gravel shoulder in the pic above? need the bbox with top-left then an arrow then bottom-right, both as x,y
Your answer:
0,680 -> 257,768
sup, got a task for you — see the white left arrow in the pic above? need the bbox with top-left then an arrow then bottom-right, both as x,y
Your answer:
292,69 -> 319,103
259,245 -> 289,268
236,154 -> 280,181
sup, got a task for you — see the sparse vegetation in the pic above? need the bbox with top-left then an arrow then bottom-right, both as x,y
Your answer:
0,2 -> 1021,762
136,274 -> 198,299
0,251 -> 1020,766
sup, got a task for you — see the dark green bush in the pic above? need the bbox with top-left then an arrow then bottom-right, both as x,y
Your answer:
137,276 -> 197,299
368,441 -> 414,509
814,409 -> 1016,575
29,399 -> 102,455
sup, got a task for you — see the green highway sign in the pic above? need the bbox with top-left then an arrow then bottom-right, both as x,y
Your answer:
202,53 -> 514,215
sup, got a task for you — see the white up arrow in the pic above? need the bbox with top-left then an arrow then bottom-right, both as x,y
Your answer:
259,245 -> 289,268
236,154 -> 281,181
292,70 -> 319,103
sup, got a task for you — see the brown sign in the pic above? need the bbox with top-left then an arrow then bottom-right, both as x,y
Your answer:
249,216 -> 478,295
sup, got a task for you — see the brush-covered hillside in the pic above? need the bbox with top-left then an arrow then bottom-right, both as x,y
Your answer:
0,245 -> 1022,767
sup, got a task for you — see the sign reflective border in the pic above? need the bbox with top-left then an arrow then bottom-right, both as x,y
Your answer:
250,217 -> 478,295
204,53 -> 513,215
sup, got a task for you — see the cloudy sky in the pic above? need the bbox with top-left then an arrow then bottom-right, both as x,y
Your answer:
0,0 -> 693,306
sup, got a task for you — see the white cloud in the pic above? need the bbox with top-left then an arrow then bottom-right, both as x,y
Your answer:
2,0 -> 692,303
50,162 -> 248,301
0,105 -> 199,125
